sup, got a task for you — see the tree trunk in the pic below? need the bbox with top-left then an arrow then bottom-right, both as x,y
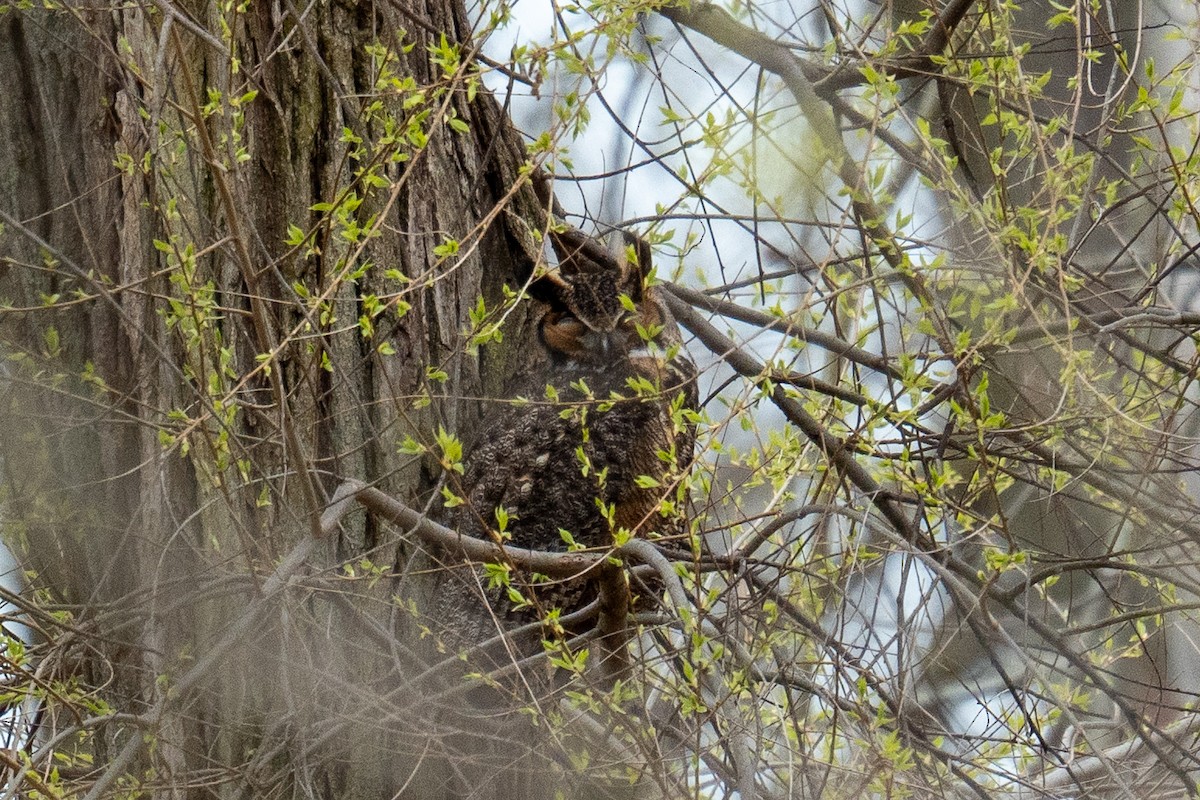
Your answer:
0,2 -> 549,797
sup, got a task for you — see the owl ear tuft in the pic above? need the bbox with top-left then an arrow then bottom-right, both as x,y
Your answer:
528,269 -> 572,308
548,226 -> 608,277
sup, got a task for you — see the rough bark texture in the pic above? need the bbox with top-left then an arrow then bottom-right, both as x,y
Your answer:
0,2 -> 556,798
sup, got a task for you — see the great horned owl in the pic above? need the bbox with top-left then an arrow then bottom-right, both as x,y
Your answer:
428,228 -> 697,685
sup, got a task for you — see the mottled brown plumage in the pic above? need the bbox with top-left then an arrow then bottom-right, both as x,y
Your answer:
429,230 -> 696,682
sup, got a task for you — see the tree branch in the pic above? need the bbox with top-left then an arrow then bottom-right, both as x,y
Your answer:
342,480 -> 606,578
658,2 -> 959,359
665,283 -> 907,381
663,294 -> 931,549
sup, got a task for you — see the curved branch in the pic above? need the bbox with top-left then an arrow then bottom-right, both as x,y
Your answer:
342,481 -> 639,683
343,480 -> 605,578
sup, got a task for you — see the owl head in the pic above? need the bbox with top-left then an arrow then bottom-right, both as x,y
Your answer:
531,229 -> 681,371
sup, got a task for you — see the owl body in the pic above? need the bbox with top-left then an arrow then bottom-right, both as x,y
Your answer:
428,231 -> 696,674
454,356 -> 692,552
